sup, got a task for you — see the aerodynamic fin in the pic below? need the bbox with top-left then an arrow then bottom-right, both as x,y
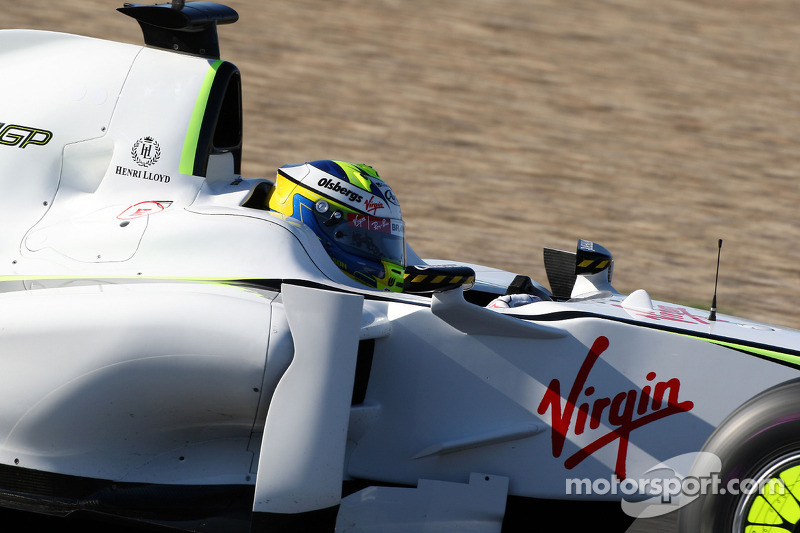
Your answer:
544,239 -> 617,299
253,284 -> 363,518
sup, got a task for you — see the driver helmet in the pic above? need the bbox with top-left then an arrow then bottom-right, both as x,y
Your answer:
268,160 -> 405,292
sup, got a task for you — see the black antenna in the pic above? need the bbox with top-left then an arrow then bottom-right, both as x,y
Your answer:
708,239 -> 723,321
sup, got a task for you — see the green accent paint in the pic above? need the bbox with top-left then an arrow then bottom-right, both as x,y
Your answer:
179,60 -> 224,175
0,275 -> 265,293
677,333 -> 800,367
333,160 -> 379,190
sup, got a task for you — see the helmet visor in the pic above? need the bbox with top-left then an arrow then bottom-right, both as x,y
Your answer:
316,211 -> 405,266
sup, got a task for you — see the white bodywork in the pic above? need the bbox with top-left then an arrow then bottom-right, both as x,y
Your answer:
1,16 -> 800,533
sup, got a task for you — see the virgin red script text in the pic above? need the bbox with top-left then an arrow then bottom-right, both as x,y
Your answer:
537,336 -> 694,479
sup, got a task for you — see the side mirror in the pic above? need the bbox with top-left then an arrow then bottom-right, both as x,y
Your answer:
572,239 -> 615,297
575,239 -> 613,277
403,264 -> 476,294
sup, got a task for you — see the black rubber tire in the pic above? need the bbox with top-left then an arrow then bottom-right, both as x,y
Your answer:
677,378 -> 800,533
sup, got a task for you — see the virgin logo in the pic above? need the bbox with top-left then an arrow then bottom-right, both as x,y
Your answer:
364,196 -> 385,215
537,336 -> 694,479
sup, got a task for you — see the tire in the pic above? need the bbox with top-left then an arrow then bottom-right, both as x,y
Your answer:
678,378 -> 800,533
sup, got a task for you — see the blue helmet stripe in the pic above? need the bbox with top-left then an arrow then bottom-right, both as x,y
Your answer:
309,160 -> 348,181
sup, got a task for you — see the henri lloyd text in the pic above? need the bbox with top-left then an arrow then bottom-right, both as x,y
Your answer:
116,166 -> 171,183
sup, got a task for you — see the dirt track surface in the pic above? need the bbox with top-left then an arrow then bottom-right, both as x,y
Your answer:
5,0 -> 800,328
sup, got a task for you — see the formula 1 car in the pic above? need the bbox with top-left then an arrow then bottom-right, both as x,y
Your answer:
2,3 -> 800,532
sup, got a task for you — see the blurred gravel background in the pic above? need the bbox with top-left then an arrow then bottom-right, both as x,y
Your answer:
6,0 -> 800,327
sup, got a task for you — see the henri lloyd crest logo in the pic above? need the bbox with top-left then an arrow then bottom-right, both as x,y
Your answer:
537,336 -> 694,480
131,136 -> 161,167
116,136 -> 171,183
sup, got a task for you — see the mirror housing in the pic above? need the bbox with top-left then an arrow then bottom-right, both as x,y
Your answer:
403,264 -> 476,294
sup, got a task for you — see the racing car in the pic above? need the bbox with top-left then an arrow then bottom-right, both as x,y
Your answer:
2,2 -> 800,532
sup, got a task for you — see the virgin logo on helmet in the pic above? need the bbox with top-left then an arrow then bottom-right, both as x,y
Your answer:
348,214 -> 403,236
364,196 -> 385,215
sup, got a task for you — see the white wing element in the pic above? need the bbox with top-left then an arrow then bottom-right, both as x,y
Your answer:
253,284 -> 363,514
